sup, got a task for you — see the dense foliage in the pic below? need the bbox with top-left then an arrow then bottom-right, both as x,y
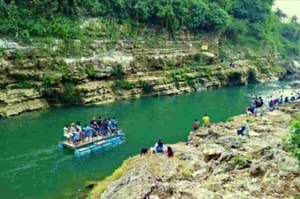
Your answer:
0,0 -> 300,57
288,115 -> 300,164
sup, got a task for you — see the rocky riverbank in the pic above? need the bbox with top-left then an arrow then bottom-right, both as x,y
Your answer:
0,33 -> 293,117
87,102 -> 300,199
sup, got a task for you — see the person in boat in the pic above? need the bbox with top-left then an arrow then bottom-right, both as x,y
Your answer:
101,118 -> 109,137
76,121 -> 82,132
63,125 -> 69,134
202,113 -> 210,127
63,125 -> 73,143
109,117 -> 118,134
73,128 -> 81,145
90,121 -> 99,132
166,146 -> 174,158
80,128 -> 85,143
107,117 -> 112,134
90,116 -> 97,125
153,139 -> 164,153
111,117 -> 118,131
83,124 -> 92,141
69,123 -> 76,134
237,120 -> 250,137
90,121 -> 99,141
97,116 -> 102,127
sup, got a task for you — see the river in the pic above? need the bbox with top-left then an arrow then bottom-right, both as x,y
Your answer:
0,80 -> 294,199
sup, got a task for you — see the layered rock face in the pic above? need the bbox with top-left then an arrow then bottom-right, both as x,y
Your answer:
0,89 -> 49,117
0,36 -> 288,117
89,102 -> 300,199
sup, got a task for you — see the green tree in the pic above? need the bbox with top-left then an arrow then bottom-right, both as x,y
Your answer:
206,3 -> 230,31
186,0 -> 209,30
231,0 -> 274,23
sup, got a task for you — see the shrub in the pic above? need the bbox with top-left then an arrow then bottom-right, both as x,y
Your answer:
85,65 -> 99,79
183,75 -> 196,87
111,64 -> 125,80
288,117 -> 300,164
111,80 -> 134,90
230,155 -> 246,166
42,74 -> 62,87
193,53 -> 201,63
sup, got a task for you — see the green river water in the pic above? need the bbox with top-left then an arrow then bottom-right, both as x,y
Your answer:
0,81 -> 292,199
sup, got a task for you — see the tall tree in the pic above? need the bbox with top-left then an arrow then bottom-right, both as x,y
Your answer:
231,0 -> 274,23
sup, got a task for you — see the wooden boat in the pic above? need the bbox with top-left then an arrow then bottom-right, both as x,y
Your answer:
57,130 -> 125,158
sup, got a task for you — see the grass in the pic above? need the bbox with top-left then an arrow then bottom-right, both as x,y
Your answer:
87,158 -> 133,199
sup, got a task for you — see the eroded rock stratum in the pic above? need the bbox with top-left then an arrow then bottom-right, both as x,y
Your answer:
0,35 -> 292,117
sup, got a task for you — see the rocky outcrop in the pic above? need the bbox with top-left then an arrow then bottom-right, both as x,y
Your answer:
88,102 -> 300,199
0,89 -> 49,117
282,59 -> 300,78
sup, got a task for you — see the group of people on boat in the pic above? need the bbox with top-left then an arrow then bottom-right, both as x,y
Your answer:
63,116 -> 118,145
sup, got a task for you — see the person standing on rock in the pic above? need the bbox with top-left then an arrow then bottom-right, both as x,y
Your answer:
193,119 -> 199,130
202,113 -> 210,127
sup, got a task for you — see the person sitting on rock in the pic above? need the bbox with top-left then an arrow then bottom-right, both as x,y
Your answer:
153,139 -> 164,153
268,100 -> 275,111
237,120 -> 250,137
166,146 -> 174,158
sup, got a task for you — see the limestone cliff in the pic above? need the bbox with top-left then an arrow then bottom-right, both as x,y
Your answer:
0,33 -> 291,117
87,102 -> 300,199
0,89 -> 49,117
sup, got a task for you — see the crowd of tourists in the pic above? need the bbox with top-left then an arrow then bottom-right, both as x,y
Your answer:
63,116 -> 118,146
240,90 -> 300,137
189,90 -> 300,138
246,91 -> 300,117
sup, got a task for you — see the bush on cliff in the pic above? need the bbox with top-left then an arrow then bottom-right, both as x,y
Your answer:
288,115 -> 300,164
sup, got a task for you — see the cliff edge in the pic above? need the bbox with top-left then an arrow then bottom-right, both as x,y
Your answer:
87,102 -> 300,199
